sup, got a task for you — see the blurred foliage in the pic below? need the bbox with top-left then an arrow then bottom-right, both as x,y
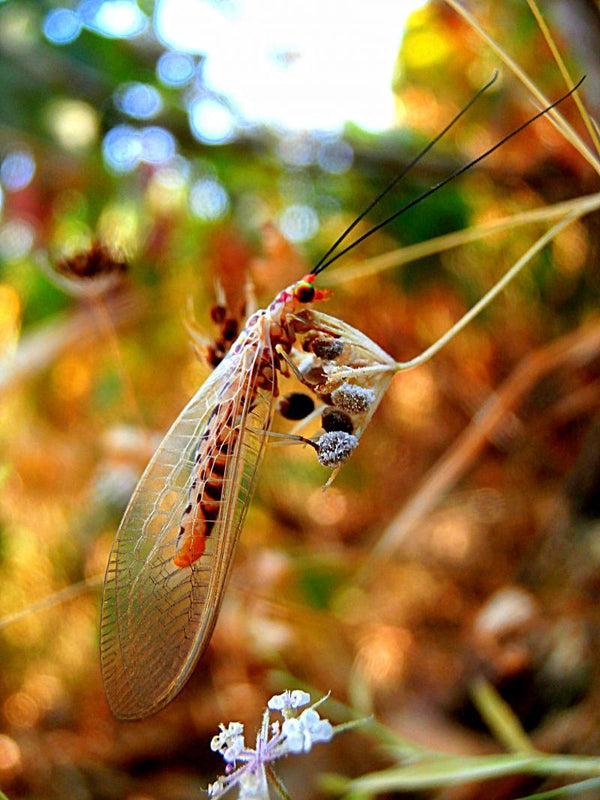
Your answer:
1,0 -> 600,798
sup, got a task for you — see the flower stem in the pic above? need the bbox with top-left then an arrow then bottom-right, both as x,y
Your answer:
266,764 -> 293,800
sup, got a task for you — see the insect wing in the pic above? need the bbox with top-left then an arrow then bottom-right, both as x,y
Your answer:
100,327 -> 274,719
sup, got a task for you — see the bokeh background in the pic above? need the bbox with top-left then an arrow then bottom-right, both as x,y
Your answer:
1,0 -> 600,797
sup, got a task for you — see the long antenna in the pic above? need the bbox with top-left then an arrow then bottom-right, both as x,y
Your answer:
313,71 -> 499,273
313,76 -> 585,276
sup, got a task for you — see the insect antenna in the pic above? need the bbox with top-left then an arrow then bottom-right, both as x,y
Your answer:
313,76 -> 585,276
312,71 -> 499,273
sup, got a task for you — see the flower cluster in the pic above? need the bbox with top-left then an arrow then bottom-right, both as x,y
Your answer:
208,690 -> 335,799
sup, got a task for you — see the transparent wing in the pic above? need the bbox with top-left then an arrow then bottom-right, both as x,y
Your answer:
100,328 -> 274,719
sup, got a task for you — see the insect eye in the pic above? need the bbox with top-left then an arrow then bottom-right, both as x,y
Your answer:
294,281 -> 315,303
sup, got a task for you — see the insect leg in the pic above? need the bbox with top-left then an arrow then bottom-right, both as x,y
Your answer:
249,428 -> 319,450
275,344 -> 307,382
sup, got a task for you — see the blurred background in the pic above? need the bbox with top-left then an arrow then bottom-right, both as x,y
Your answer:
1,0 -> 600,797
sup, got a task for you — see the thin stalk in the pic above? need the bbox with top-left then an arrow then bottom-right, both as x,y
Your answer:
393,210 -> 586,372
321,192 -> 600,286
526,0 -> 600,156
0,574 -> 102,630
471,678 -> 537,755
90,296 -> 150,447
266,765 -> 293,800
327,198 -> 598,385
348,753 -> 600,793
443,0 -> 600,175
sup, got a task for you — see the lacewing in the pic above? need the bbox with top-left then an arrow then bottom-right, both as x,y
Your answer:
100,76 -> 581,719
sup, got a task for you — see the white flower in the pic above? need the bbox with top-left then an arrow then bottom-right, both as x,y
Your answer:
267,689 -> 311,714
211,721 -> 245,763
282,708 -> 334,754
208,777 -> 227,797
239,766 -> 268,799
207,689 -> 350,798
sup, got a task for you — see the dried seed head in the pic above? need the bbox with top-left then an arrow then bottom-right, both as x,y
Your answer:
310,334 -> 344,361
321,407 -> 354,434
49,241 -> 127,298
278,392 -> 316,421
55,241 -> 127,281
210,305 -> 227,324
317,431 -> 359,467
331,382 -> 375,415
222,317 -> 238,341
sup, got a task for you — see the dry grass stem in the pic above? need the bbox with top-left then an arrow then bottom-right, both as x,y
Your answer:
526,0 -> 600,156
443,0 -> 600,175
323,193 -> 600,286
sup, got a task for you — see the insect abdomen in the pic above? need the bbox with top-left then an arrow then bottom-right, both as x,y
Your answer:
174,320 -> 274,569
174,422 -> 240,568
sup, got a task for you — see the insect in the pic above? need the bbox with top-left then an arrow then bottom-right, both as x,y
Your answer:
100,76 -> 581,719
